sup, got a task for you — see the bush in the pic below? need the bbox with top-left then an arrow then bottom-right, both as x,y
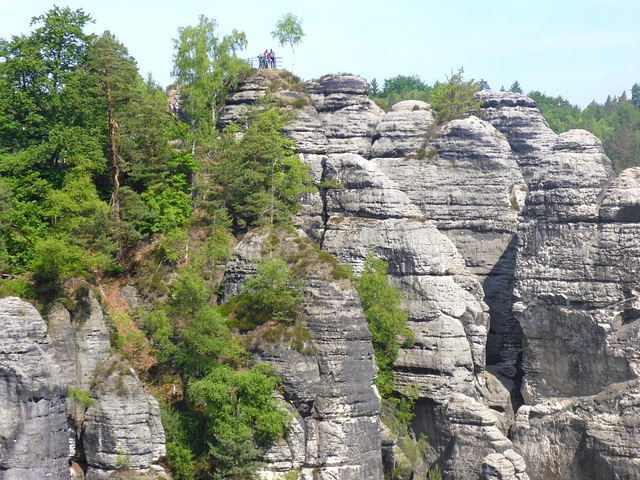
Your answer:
238,256 -> 303,327
29,237 -> 85,301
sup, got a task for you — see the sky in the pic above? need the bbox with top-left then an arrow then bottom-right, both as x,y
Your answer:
1,0 -> 639,108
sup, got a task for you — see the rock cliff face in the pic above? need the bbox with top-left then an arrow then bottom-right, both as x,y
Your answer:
475,92 -> 640,478
220,72 -> 640,479
0,297 -> 69,480
83,355 -> 166,479
0,290 -> 166,480
222,229 -> 383,480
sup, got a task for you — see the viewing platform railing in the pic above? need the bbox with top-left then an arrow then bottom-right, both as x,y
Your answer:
245,57 -> 283,70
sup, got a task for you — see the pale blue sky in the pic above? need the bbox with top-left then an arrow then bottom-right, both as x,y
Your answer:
1,0 -> 639,107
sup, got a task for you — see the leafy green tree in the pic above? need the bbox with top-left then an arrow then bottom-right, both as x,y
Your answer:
172,15 -> 248,139
372,75 -> 432,110
188,363 -> 288,479
0,6 -> 94,150
271,13 -> 305,72
356,253 -> 411,397
429,68 -> 481,123
381,75 -> 429,98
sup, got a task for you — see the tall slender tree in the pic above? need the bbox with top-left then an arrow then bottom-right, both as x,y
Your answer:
172,15 -> 248,138
271,13 -> 305,73
87,32 -> 140,222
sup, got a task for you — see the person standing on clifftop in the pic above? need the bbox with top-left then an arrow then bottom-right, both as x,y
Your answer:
269,49 -> 275,69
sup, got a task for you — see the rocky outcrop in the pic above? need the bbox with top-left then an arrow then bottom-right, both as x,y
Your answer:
512,380 -> 640,479
372,108 -> 527,379
0,297 -> 69,480
82,355 -> 166,479
297,150 -> 530,479
475,90 -> 557,184
222,229 -> 383,479
474,91 -> 640,479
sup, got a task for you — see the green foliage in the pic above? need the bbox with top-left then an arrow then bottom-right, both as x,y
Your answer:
172,15 -> 248,139
158,229 -> 189,264
371,75 -> 432,110
236,255 -> 303,329
356,253 -> 412,389
356,253 -> 417,444
271,12 -> 305,71
68,387 -> 94,409
176,306 -> 244,378
30,237 -> 85,301
430,68 -> 481,123
427,465 -> 443,480
211,99 -> 313,232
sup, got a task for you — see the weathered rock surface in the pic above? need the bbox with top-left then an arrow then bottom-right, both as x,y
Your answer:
0,297 -> 69,480
475,90 -> 557,184
373,113 -> 527,379
296,150 -> 530,479
217,77 -> 640,480
475,90 -> 640,479
82,355 -> 166,479
222,229 -> 383,479
512,380 -> 640,480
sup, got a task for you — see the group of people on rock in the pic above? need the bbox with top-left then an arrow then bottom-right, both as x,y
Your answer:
258,49 -> 276,69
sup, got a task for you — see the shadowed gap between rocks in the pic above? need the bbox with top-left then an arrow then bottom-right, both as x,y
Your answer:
482,235 -> 525,412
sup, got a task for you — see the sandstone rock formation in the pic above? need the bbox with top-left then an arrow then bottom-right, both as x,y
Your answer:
477,91 -> 640,480
82,355 -> 166,479
222,228 -> 383,480
372,105 -> 527,380
0,297 -> 69,480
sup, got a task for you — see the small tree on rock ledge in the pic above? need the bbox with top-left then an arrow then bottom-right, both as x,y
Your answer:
271,12 -> 305,73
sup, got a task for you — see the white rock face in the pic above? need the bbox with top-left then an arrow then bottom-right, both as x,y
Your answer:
373,112 -> 527,379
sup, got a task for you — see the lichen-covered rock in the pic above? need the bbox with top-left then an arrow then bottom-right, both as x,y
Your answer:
222,229 -> 383,479
0,297 -> 69,480
82,355 -> 166,479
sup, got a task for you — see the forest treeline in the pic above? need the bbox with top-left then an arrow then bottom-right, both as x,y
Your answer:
370,74 -> 640,173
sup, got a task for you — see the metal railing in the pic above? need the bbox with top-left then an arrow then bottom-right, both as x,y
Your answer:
245,56 -> 283,70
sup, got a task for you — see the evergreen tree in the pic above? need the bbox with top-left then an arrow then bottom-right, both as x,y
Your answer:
87,32 -> 141,222
429,68 -> 481,123
509,80 -> 523,94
